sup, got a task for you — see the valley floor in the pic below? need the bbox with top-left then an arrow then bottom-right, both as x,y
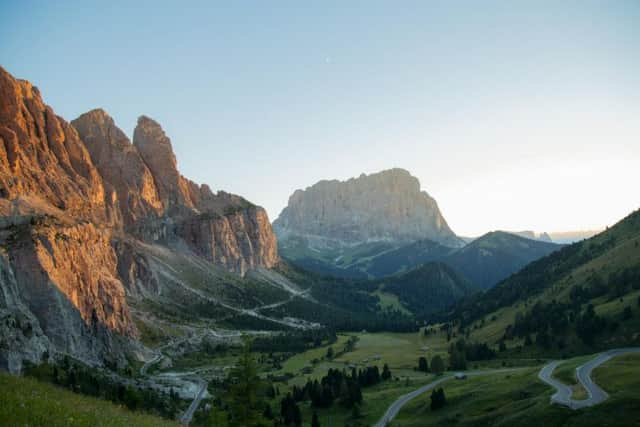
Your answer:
253,331 -> 640,427
4,329 -> 639,427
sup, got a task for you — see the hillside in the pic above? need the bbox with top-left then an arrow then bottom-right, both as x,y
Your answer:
379,262 -> 478,319
0,371 -> 177,427
441,231 -> 562,290
279,230 -> 561,290
451,209 -> 640,355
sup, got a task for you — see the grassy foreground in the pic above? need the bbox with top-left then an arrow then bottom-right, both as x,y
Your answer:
0,371 -> 177,427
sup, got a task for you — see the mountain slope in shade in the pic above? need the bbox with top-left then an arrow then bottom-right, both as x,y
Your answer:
380,262 -> 478,318
442,231 -> 562,290
279,229 -> 561,288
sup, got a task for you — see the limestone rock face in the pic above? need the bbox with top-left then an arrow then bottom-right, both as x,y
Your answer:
71,100 -> 278,276
0,67 -> 111,223
71,110 -> 163,226
0,66 -> 279,370
274,168 -> 462,248
0,253 -> 51,373
127,115 -> 279,274
178,206 -> 279,275
8,221 -> 135,364
133,116 -> 195,209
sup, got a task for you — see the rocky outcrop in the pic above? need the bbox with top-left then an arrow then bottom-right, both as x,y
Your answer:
2,217 -> 135,367
0,66 -> 280,370
0,252 -> 51,373
133,116 -> 195,209
71,110 -> 163,226
274,168 -> 462,248
129,115 -> 278,274
178,206 -> 279,274
71,101 -> 278,276
0,67 -> 112,224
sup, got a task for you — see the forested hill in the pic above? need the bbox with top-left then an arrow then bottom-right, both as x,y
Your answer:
451,208 -> 640,330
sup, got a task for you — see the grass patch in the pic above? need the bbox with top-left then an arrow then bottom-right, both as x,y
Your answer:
0,371 -> 177,427
393,360 -> 640,427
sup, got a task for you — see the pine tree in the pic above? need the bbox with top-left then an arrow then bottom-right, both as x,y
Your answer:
311,411 -> 321,427
326,346 -> 334,359
228,336 -> 265,427
418,357 -> 429,372
430,387 -> 446,411
207,407 -> 229,427
382,363 -> 392,380
431,355 -> 445,375
524,334 -> 533,346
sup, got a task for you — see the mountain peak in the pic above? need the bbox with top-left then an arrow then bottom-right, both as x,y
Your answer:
275,168 -> 462,248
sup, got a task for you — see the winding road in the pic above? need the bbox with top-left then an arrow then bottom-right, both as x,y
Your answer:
179,379 -> 208,425
538,347 -> 640,410
373,348 -> 640,427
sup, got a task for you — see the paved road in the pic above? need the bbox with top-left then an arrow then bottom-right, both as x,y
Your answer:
140,353 -> 163,376
372,369 -> 520,427
538,347 -> 640,410
179,379 -> 208,425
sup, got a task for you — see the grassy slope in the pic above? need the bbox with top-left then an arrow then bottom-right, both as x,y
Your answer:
393,352 -> 640,427
380,262 -> 478,318
458,209 -> 640,354
266,330 -> 545,426
0,371 -> 177,427
551,355 -> 592,400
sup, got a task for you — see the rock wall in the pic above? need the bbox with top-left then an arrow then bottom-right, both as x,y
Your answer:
73,111 -> 278,275
274,168 -> 462,248
0,67 -> 112,223
0,65 -> 279,370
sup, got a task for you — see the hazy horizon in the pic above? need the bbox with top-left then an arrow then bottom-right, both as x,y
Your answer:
2,1 -> 638,235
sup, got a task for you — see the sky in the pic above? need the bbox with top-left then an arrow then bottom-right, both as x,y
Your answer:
1,1 -> 639,236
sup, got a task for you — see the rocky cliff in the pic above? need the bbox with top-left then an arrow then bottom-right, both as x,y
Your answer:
274,168 -> 462,248
0,66 -> 278,371
0,68 -> 112,224
72,111 -> 278,274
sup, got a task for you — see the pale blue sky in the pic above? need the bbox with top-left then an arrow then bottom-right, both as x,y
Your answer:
2,1 -> 639,235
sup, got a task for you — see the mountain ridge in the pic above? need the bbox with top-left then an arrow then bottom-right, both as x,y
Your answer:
0,66 -> 280,372
274,168 -> 464,249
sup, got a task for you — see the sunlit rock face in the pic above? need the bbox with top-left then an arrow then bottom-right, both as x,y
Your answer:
274,168 -> 463,248
71,110 -> 163,227
0,67 -> 112,223
0,66 -> 278,370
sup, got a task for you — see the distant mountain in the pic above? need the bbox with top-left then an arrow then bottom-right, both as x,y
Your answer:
547,229 -> 601,244
274,168 -> 466,278
279,227 -> 561,288
364,239 -> 455,277
509,230 -> 553,242
274,168 -> 464,249
442,231 -> 562,290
